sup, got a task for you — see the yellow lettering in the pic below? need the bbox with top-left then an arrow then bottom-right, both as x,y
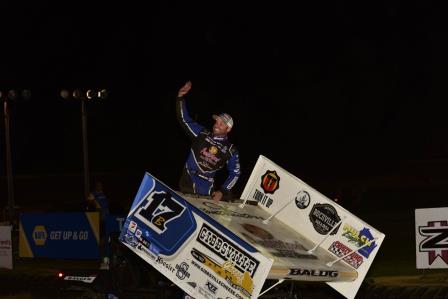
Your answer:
154,216 -> 165,226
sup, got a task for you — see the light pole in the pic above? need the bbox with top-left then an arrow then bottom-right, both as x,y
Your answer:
81,96 -> 90,201
61,89 -> 108,200
1,89 -> 31,225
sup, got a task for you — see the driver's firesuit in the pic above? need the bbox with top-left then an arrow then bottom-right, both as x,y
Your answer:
176,96 -> 240,197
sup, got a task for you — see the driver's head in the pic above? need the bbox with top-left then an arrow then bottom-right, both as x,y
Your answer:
212,113 -> 233,137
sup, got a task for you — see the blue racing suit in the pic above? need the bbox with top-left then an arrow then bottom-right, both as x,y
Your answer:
176,96 -> 241,196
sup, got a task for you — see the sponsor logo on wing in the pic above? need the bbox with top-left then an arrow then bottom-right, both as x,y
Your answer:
260,170 -> 280,194
129,220 -> 137,233
136,242 -> 157,260
156,256 -> 176,273
309,203 -> 341,235
288,268 -> 338,277
419,220 -> 448,265
136,235 -> 151,249
191,248 -> 253,298
187,281 -> 197,288
198,285 -> 215,299
124,233 -> 139,248
175,262 -> 191,280
205,280 -> 218,294
252,189 -> 273,208
328,241 -> 364,269
342,224 -> 377,258
295,190 -> 311,209
197,223 -> 260,277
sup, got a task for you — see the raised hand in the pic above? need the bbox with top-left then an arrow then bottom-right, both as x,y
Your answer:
177,81 -> 192,98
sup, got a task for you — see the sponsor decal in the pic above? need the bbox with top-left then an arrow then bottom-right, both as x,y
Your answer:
0,239 -> 11,250
252,189 -> 273,208
64,275 -> 97,283
187,281 -> 197,288
309,203 -> 341,235
418,220 -> 448,265
137,243 -> 157,260
342,224 -> 377,258
197,223 -> 259,277
260,170 -> 280,194
134,191 -> 185,234
124,233 -> 139,248
201,201 -> 264,220
200,147 -> 221,166
176,262 -> 191,280
136,243 -> 157,260
135,229 -> 142,238
198,285 -> 215,299
288,268 -> 338,277
205,280 -> 218,294
191,248 -> 252,298
328,241 -> 364,269
125,231 -> 158,260
136,235 -> 151,249
295,190 -> 310,209
209,146 -> 218,155
129,220 -> 137,233
32,225 -> 47,246
156,256 -> 176,273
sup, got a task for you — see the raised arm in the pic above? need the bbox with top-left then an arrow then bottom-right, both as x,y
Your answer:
176,81 -> 204,138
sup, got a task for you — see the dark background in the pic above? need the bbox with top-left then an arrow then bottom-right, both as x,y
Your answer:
1,1 -> 448,212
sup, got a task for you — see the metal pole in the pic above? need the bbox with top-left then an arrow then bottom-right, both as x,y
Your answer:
4,101 -> 14,225
81,100 -> 90,200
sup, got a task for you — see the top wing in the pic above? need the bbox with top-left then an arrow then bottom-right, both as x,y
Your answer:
184,196 -> 358,283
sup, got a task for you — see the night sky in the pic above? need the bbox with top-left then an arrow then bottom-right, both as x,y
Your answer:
1,1 -> 448,205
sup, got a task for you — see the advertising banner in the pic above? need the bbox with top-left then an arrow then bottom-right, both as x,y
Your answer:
240,155 -> 385,299
0,226 -> 13,269
415,207 -> 448,269
119,173 -> 273,299
19,212 -> 100,259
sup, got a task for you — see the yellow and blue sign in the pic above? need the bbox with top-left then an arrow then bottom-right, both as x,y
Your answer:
19,212 -> 100,259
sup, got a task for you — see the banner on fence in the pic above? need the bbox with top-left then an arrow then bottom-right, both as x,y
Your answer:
19,212 -> 100,259
415,207 -> 448,269
0,226 -> 13,269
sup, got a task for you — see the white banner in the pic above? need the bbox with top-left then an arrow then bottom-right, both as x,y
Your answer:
0,225 -> 13,270
119,173 -> 273,299
240,155 -> 385,299
415,207 -> 448,269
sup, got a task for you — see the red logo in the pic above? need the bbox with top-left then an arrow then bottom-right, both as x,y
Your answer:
260,170 -> 280,194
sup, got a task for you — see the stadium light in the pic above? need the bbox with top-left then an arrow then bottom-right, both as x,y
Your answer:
1,89 -> 32,225
59,88 -> 109,200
